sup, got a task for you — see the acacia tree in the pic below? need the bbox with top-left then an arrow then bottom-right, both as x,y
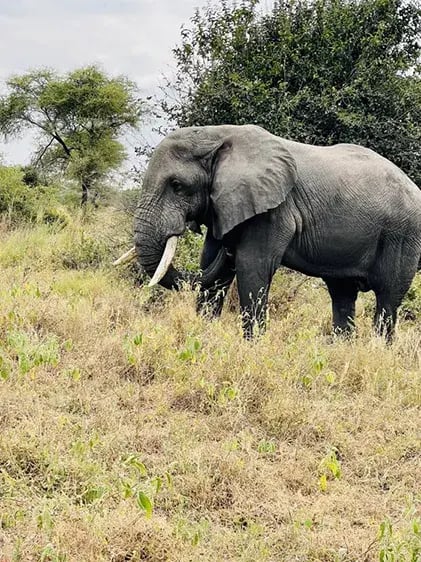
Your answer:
163,0 -> 421,185
0,65 -> 145,204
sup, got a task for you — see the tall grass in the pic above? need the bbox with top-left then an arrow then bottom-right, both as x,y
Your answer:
0,211 -> 420,561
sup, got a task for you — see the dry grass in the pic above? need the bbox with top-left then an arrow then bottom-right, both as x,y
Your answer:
0,212 -> 420,562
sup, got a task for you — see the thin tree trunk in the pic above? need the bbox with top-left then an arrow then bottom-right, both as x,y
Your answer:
81,179 -> 89,206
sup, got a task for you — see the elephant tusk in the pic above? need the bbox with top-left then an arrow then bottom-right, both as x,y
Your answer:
113,246 -> 137,266
148,236 -> 178,287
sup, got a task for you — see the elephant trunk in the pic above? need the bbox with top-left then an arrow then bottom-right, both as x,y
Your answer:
134,213 -> 233,290
134,226 -> 183,290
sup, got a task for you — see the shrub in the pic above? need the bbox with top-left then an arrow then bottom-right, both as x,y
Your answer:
0,165 -> 66,226
57,231 -> 112,270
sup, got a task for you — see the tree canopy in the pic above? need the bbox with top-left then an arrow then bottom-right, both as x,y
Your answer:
164,0 -> 421,185
0,66 -> 146,204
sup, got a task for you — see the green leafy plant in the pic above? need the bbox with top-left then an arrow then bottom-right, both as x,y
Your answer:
257,439 -> 277,455
5,330 -> 60,375
39,543 -> 67,562
178,336 -> 202,362
0,165 -> 63,225
319,448 -> 342,492
378,517 -> 421,562
58,231 -> 111,269
119,456 -> 172,519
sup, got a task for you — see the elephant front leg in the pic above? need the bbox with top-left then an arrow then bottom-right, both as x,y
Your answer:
234,212 -> 294,339
236,255 -> 274,339
237,283 -> 270,339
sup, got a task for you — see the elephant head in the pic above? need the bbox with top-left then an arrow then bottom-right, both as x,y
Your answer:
133,124 -> 297,288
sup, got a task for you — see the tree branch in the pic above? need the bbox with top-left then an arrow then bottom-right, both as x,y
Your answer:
24,115 -> 72,156
33,136 -> 55,166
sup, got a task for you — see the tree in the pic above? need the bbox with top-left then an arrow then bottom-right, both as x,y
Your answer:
0,66 -> 146,204
163,0 -> 421,185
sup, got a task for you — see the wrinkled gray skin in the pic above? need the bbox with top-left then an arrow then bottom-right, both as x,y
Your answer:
135,124 -> 421,340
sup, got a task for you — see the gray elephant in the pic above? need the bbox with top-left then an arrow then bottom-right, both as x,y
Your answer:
127,124 -> 421,340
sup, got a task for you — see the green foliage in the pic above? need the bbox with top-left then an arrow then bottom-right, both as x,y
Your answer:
174,230 -> 205,272
318,448 -> 342,491
119,455 -> 172,519
57,231 -> 111,270
0,65 -> 145,203
178,336 -> 202,362
165,0 -> 421,184
20,164 -> 41,187
378,517 -> 421,561
136,491 -> 153,518
4,330 -> 60,376
401,275 -> 421,319
257,439 -> 277,454
0,165 -> 66,225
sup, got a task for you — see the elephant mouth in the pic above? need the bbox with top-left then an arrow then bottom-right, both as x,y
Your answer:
114,232 -> 234,291
147,221 -> 204,285
187,220 -> 202,234
113,235 -> 181,286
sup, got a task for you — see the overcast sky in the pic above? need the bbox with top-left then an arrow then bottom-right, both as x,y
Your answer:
0,0 -> 216,165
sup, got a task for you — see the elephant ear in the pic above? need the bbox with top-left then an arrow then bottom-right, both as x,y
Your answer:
210,125 -> 297,239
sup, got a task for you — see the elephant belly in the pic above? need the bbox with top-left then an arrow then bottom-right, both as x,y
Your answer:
282,231 -> 376,280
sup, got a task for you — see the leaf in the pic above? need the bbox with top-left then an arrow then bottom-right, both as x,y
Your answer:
319,474 -> 328,492
124,455 -> 148,476
81,486 -> 104,505
36,508 -> 53,531
133,334 -> 143,346
225,386 -> 237,401
152,475 -> 163,494
192,531 -> 201,546
325,370 -> 336,385
301,373 -> 313,388
165,472 -> 173,488
67,368 -> 81,381
136,491 -> 153,518
121,479 -> 134,499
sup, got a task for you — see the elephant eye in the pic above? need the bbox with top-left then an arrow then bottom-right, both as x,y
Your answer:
170,178 -> 183,193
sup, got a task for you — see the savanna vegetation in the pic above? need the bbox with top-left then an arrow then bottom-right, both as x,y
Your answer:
162,0 -> 421,185
0,0 -> 420,561
0,197 -> 420,562
0,66 -> 145,205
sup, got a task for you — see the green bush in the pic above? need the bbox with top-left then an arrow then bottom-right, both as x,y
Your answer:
40,205 -> 71,227
0,165 -> 65,226
56,231 -> 111,270
401,275 -> 421,320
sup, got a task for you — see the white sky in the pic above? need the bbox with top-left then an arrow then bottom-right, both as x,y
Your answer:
0,0 -> 216,166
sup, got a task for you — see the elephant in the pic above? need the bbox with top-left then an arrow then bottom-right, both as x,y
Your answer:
128,124 -> 421,340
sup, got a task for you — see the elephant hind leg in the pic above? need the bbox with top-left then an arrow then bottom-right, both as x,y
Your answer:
373,282 -> 414,343
373,294 -> 399,342
324,278 -> 359,335
371,243 -> 420,343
